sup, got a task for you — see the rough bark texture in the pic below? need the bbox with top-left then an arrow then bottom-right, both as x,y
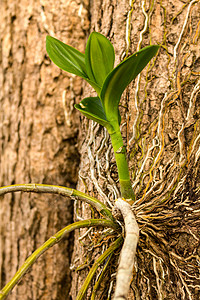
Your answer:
1,0 -> 200,299
0,1 -> 89,299
71,0 -> 200,299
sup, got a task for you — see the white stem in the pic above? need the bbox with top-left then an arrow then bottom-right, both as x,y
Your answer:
113,198 -> 139,300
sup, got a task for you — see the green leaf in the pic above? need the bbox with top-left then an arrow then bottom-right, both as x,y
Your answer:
100,45 -> 160,122
85,32 -> 115,87
75,97 -> 112,129
46,35 -> 88,79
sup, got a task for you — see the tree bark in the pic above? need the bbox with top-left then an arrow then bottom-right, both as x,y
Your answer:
1,0 -> 200,299
0,0 -> 89,299
71,0 -> 200,299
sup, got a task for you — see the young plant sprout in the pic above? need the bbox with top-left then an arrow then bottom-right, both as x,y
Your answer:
46,32 -> 159,203
0,32 -> 159,300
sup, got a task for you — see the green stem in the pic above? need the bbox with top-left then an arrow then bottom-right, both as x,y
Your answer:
91,253 -> 113,300
108,123 -> 135,203
76,236 -> 123,300
0,184 -> 116,223
0,219 -> 118,300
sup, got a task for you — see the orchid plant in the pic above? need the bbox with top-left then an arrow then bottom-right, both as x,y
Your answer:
0,32 -> 159,300
46,32 -> 159,202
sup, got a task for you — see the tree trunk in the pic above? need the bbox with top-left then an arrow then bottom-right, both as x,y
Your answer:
1,0 -> 199,299
0,1 -> 89,299
71,0 -> 200,299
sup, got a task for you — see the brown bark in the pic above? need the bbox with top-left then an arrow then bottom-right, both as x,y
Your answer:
1,0 -> 200,299
0,0 -> 89,299
71,0 -> 200,299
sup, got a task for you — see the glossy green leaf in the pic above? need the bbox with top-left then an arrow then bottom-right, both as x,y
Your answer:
100,45 -> 160,122
75,97 -> 112,129
85,32 -> 115,87
46,35 -> 88,79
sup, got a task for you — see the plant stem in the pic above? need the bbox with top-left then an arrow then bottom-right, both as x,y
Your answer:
76,236 -> 123,300
113,198 -> 139,300
91,253 -> 113,300
0,219 -> 118,300
0,184 -> 116,223
108,123 -> 135,203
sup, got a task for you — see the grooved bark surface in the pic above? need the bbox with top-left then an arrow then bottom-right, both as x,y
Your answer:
1,0 -> 200,299
71,0 -> 200,299
0,1 -> 88,299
